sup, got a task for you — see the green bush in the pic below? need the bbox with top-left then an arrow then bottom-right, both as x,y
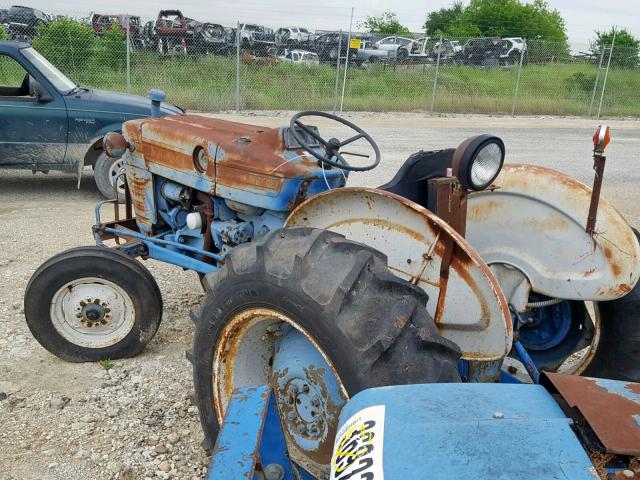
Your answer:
0,25 -> 9,41
32,17 -> 95,73
94,24 -> 126,69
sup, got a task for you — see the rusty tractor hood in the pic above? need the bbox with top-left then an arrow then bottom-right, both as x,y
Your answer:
122,114 -> 344,215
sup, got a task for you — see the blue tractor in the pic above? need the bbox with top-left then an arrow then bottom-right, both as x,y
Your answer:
24,97 -> 640,477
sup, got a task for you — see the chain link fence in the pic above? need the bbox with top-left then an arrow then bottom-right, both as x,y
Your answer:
1,10 -> 638,117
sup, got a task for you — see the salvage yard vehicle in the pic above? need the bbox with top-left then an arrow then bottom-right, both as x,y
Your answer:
23,102 -> 640,475
275,26 -> 315,49
6,5 -> 48,42
375,35 -> 413,53
353,40 -> 391,64
154,9 -> 190,55
0,42 -> 182,199
278,49 -> 319,66
314,32 -> 358,62
192,22 -> 226,55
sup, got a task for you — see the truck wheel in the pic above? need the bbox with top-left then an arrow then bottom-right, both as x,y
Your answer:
94,152 -> 125,203
190,228 -> 461,467
583,229 -> 640,382
24,247 -> 163,362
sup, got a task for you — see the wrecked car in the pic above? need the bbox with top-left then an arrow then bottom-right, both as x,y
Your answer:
0,41 -> 182,200
7,5 -> 48,42
278,49 -> 319,65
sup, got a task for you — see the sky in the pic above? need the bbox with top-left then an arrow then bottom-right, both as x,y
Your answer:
6,0 -> 639,51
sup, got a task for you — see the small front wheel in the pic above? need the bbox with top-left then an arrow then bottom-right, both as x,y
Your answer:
24,247 -> 163,362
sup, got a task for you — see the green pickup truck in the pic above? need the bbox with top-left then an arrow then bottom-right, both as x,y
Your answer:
0,41 -> 182,199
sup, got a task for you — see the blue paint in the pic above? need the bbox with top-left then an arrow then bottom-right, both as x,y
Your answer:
514,297 -> 590,372
145,242 -> 218,274
207,386 -> 295,480
518,298 -> 573,351
339,383 -> 596,480
272,327 -> 346,455
593,378 -> 640,404
514,340 -> 540,384
148,89 -> 166,118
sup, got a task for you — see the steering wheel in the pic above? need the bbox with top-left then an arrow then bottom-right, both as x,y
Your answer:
289,111 -> 381,172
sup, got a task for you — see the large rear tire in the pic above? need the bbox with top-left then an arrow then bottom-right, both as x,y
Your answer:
24,247 -> 163,362
583,229 -> 640,381
191,228 -> 460,473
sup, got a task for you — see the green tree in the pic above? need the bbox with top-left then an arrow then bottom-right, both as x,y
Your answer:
424,1 -> 464,34
94,23 -> 126,69
0,25 -> 9,40
32,17 -> 95,72
359,11 -> 410,35
591,28 -> 639,68
424,0 -> 569,53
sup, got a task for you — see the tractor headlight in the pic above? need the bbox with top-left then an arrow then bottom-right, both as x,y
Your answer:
103,132 -> 130,159
452,135 -> 505,191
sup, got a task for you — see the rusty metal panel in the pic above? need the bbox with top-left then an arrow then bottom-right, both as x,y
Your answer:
467,164 -> 640,302
286,187 -> 513,361
543,372 -> 640,456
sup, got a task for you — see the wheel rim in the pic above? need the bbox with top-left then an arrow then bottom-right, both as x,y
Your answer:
558,302 -> 601,375
108,158 -> 126,196
50,277 -> 135,348
213,307 -> 347,477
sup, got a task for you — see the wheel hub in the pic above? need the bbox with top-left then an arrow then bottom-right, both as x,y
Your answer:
50,277 -> 135,347
78,299 -> 109,326
279,377 -> 326,439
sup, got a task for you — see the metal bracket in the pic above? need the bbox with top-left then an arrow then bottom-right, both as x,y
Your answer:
208,386 -> 299,480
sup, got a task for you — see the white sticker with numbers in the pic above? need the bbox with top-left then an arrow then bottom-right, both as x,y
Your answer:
330,405 -> 385,480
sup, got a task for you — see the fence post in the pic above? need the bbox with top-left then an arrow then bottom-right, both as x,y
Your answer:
597,29 -> 616,120
332,30 -> 342,113
588,46 -> 606,117
511,39 -> 526,116
235,21 -> 241,112
125,15 -> 131,94
430,35 -> 443,113
339,7 -> 354,113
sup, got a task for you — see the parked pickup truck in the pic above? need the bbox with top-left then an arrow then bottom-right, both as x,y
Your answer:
0,41 -> 182,199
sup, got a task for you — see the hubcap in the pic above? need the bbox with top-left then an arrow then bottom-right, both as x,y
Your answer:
50,277 -> 135,348
108,158 -> 126,196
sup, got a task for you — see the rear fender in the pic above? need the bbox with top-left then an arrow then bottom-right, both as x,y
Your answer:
286,187 -> 512,361
466,164 -> 640,301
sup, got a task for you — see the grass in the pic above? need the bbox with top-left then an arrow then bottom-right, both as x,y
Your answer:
99,358 -> 113,370
7,51 -> 640,116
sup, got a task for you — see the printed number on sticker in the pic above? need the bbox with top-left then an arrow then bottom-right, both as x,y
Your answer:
330,405 -> 385,480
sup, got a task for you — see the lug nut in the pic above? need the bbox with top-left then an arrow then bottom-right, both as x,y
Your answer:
311,397 -> 320,407
302,384 -> 309,393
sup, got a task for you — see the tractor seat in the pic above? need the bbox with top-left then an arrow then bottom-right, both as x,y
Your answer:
378,148 -> 455,208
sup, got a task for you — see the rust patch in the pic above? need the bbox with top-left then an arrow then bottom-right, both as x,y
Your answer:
467,199 -> 501,222
543,372 -> 640,456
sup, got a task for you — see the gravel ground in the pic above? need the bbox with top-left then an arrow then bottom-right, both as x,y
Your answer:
1,112 -> 639,479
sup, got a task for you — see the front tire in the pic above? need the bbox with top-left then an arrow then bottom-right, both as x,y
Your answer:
94,152 -> 125,203
191,228 -> 460,473
24,247 -> 163,362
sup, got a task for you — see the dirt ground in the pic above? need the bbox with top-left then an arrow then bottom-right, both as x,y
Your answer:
1,113 -> 639,479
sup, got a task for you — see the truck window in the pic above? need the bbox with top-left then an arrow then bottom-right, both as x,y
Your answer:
0,55 -> 30,97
